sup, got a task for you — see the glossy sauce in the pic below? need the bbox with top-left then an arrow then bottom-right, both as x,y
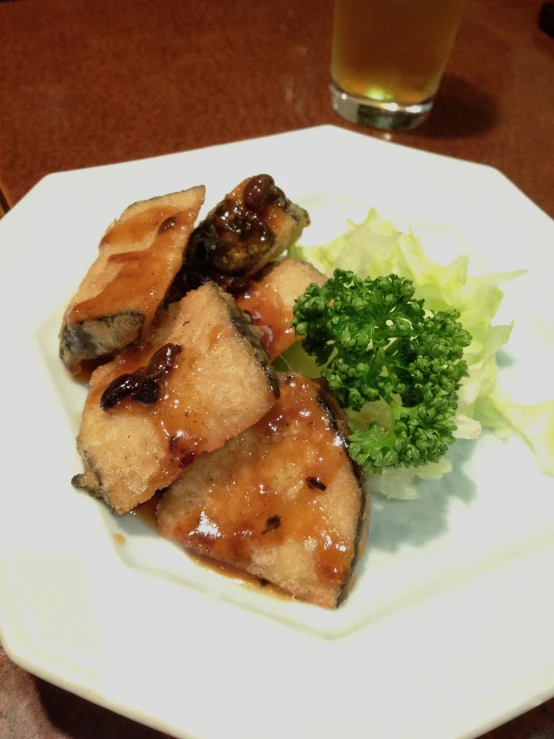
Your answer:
222,175 -> 288,248
171,375 -> 353,587
88,327 -> 226,492
198,177 -> 290,275
68,205 -> 196,329
236,284 -> 294,360
134,491 -> 162,528
134,494 -> 289,598
212,196 -> 274,248
187,552 -> 291,600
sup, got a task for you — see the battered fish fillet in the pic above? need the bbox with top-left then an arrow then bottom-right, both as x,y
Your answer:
156,372 -> 369,609
171,174 -> 310,291
73,282 -> 279,514
60,186 -> 205,374
235,257 -> 326,360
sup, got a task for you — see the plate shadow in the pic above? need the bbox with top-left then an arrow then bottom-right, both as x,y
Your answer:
367,439 -> 478,553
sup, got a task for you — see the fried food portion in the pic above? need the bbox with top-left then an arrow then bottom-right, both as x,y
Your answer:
156,372 -> 369,609
235,257 -> 326,360
172,174 -> 310,288
73,282 -> 279,515
60,186 -> 205,374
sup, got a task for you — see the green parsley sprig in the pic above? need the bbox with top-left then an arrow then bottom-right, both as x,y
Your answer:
293,270 -> 472,474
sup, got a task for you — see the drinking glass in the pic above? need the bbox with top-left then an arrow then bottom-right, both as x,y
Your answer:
330,0 -> 468,130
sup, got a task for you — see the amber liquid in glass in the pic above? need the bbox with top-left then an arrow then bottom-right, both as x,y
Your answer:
332,0 -> 467,106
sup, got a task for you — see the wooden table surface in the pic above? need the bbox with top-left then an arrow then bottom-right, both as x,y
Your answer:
0,0 -> 553,737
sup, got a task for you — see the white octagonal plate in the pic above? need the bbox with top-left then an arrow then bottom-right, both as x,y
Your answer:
1,125 -> 553,739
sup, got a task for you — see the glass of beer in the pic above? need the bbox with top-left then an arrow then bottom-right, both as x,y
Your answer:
330,0 -> 468,130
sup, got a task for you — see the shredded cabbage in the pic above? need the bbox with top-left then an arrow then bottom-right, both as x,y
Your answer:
475,396 -> 554,476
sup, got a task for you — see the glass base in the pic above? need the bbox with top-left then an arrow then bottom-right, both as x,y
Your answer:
330,80 -> 433,131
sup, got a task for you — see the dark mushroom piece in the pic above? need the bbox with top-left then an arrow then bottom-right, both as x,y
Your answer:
167,175 -> 310,302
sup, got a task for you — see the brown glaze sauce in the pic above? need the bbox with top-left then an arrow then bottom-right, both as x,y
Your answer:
134,494 -> 289,599
100,206 -> 169,246
88,332 -> 222,492
172,375 -> 353,587
133,491 -> 162,528
187,552 -> 291,600
68,205 -> 196,328
198,177 -> 289,273
215,176 -> 288,249
236,283 -> 294,360
212,196 -> 274,247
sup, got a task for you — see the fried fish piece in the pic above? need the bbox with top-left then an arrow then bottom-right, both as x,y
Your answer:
60,186 -> 205,374
156,372 -> 369,609
235,257 -> 326,360
73,282 -> 279,515
175,174 -> 309,283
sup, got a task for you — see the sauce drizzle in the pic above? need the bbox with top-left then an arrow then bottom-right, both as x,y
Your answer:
169,375 -> 354,587
236,285 -> 294,360
68,206 -> 197,332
